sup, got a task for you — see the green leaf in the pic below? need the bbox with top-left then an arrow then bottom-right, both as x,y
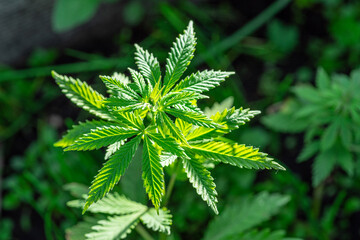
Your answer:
105,141 -> 124,160
140,208 -> 172,235
134,44 -> 161,87
235,229 -> 289,240
166,104 -> 220,128
204,192 -> 290,240
65,126 -> 139,151
112,111 -> 145,130
85,211 -> 145,240
84,135 -> 141,213
187,141 -> 285,170
312,150 -> 336,186
182,157 -> 218,214
292,85 -> 322,103
103,97 -> 139,108
160,152 -> 178,167
52,71 -> 111,120
157,112 -> 189,146
162,91 -> 208,107
173,70 -> 234,93
316,67 -> 331,89
262,113 -> 309,133
142,135 -> 165,210
100,75 -> 140,100
54,120 -> 108,148
52,0 -> 99,32
163,21 -> 196,94
297,141 -> 319,163
128,68 -> 146,96
320,121 -> 339,151
68,192 -> 147,215
66,217 -> 100,240
147,132 -> 188,159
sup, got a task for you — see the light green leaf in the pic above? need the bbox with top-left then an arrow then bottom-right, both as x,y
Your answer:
157,112 -> 189,146
147,132 -> 188,159
85,211 -> 146,240
160,152 -> 178,167
140,208 -> 172,235
204,192 -> 290,240
182,157 -> 218,214
52,0 -> 99,32
166,104 -> 220,128
134,44 -> 161,87
52,71 -> 111,120
100,75 -> 140,100
175,118 -> 193,136
173,70 -> 234,93
68,192 -> 147,215
54,120 -> 108,148
84,135 -> 141,213
187,141 -> 285,170
163,21 -> 196,94
292,85 -> 322,103
162,91 -> 208,107
65,126 -> 139,151
128,68 -> 146,96
66,217 -> 100,240
142,135 -> 165,210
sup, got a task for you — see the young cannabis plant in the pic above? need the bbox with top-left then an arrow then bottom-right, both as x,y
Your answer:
53,21 -> 284,215
263,68 -> 360,186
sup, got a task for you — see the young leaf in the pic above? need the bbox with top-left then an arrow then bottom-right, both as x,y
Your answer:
316,67 -> 331,89
147,132 -> 188,159
54,120 -> 109,148
65,126 -> 139,151
85,211 -> 146,240
52,71 -> 112,120
187,141 -> 285,170
83,135 -> 141,213
204,192 -> 290,240
157,112 -> 189,146
163,21 -> 196,94
142,135 -> 165,210
166,104 -> 220,128
162,91 -> 208,107
134,44 -> 161,87
100,75 -> 140,100
128,68 -> 146,96
140,208 -> 172,235
182,157 -> 218,214
173,70 -> 234,93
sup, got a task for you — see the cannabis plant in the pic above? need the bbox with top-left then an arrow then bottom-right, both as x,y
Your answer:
53,21 -> 284,235
263,68 -> 360,186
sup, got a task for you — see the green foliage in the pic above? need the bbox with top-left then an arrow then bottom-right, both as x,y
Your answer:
203,192 -> 295,240
54,21 -> 284,237
67,192 -> 172,239
263,68 -> 360,186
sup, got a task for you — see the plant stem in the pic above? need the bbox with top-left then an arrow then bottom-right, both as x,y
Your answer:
312,181 -> 325,219
163,161 -> 180,207
136,224 -> 154,240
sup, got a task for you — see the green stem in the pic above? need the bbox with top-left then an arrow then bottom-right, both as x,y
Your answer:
162,161 -> 180,207
312,181 -> 325,219
136,224 -> 154,240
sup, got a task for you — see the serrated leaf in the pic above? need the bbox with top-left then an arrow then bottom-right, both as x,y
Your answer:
187,141 -> 285,170
162,91 -> 208,107
160,152 -> 178,167
105,141 -> 124,160
312,150 -> 336,186
65,126 -> 139,151
316,67 -> 331,90
297,141 -> 319,163
292,85 -> 322,103
236,229 -> 287,240
166,104 -> 220,128
84,135 -> 141,213
55,120 -> 109,148
175,118 -> 192,136
147,132 -> 188,159
163,21 -> 196,94
157,112 -> 189,146
134,44 -> 161,87
173,70 -> 234,93
68,192 -> 147,215
66,216 -> 100,240
100,75 -> 140,100
182,157 -> 218,214
52,71 -> 111,120
140,208 -> 172,235
85,211 -> 145,240
128,68 -> 146,96
112,111 -> 145,130
204,192 -> 290,240
262,113 -> 309,133
142,135 -> 165,210
103,97 -> 139,108
320,121 -> 339,151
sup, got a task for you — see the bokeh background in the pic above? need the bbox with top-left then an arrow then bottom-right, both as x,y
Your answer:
1,0 -> 360,239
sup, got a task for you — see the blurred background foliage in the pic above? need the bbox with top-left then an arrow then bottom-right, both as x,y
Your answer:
1,0 -> 360,239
